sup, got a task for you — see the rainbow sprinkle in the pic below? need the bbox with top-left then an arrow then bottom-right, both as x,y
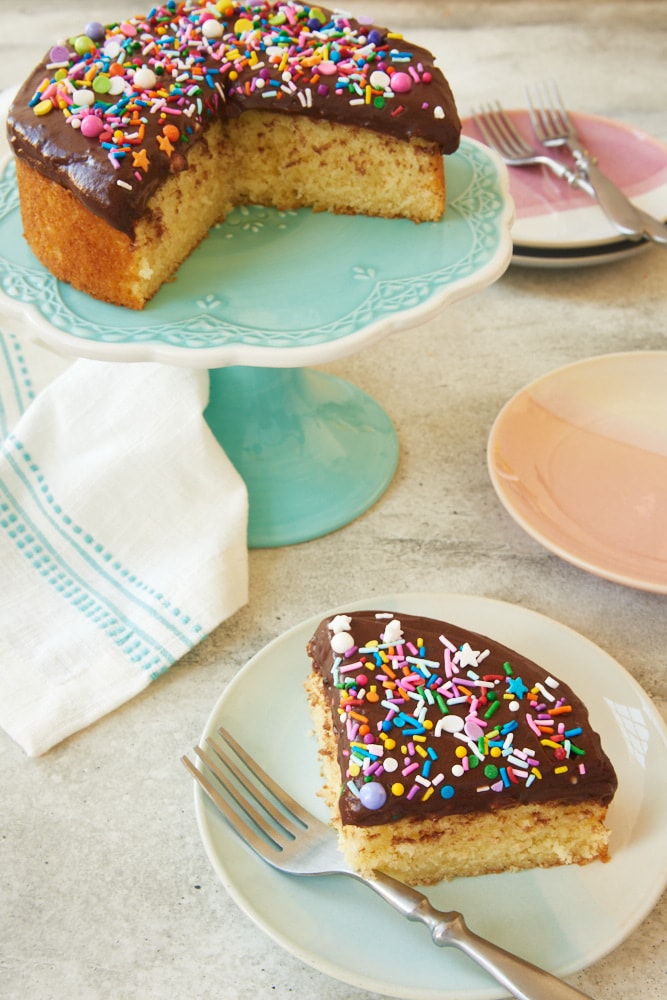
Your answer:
26,2 -> 447,193
326,613 -> 590,815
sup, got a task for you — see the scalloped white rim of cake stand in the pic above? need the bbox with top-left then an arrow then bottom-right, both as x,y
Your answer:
0,137 -> 513,370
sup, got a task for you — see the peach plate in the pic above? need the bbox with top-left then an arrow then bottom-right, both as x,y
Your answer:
488,352 -> 667,592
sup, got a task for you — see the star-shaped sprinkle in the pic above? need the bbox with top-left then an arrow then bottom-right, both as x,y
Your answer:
132,148 -> 150,172
507,675 -> 529,699
456,642 -> 481,669
156,134 -> 174,156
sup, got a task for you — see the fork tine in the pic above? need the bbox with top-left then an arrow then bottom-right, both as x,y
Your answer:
182,733 -> 304,858
217,725 -> 316,829
490,103 -> 533,155
526,81 -> 572,140
526,82 -> 548,140
546,81 -> 575,132
181,748 -> 283,857
474,102 -> 533,159
207,729 -> 305,835
185,728 -> 350,877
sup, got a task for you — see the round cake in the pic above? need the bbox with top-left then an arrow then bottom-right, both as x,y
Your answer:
306,609 -> 618,885
6,2 -> 461,309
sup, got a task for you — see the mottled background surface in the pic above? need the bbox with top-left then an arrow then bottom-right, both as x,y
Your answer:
2,3 -> 666,998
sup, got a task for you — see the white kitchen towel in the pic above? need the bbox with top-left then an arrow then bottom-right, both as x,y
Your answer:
0,329 -> 248,756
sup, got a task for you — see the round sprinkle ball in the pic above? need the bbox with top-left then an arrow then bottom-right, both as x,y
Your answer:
73,35 -> 95,55
390,71 -> 413,94
133,67 -> 158,91
203,19 -> 224,39
359,781 -> 387,810
330,631 -> 354,654
440,784 -> 455,800
81,114 -> 104,138
84,21 -> 106,42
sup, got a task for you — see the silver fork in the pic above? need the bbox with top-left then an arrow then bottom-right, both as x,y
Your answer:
183,726 -> 595,1000
473,101 -> 581,186
526,81 -> 667,244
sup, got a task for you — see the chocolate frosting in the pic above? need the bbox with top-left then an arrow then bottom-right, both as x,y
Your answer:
6,2 -> 461,238
307,610 -> 618,827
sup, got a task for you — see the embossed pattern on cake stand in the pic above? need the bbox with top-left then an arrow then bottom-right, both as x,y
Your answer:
0,138 -> 513,547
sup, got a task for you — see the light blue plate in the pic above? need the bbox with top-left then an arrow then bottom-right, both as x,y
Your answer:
0,138 -> 512,546
195,593 -> 667,999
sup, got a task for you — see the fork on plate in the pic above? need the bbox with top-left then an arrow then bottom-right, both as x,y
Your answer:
473,101 -> 580,183
526,81 -> 594,164
524,81 -> 667,243
183,726 -> 595,1000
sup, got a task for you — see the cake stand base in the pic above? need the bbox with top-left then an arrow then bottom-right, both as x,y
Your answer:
205,366 -> 399,548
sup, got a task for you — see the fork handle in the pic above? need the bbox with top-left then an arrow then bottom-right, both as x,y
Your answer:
566,140 -> 667,244
364,871 -> 595,1000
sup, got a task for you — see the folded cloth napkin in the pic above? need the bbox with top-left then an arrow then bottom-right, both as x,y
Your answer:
0,329 -> 248,756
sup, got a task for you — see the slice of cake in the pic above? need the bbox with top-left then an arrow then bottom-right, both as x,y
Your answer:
305,609 -> 618,885
6,2 -> 461,309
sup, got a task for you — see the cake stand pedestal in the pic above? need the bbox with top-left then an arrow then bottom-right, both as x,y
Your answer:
0,137 -> 512,548
206,366 -> 398,547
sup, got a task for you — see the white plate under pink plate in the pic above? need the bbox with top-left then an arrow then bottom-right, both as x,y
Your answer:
463,110 -> 667,250
488,352 -> 667,592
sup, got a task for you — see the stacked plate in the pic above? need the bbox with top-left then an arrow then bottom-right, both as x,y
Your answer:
463,110 -> 667,266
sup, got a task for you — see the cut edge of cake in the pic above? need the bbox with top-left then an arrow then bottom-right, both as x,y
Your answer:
14,113 -> 445,310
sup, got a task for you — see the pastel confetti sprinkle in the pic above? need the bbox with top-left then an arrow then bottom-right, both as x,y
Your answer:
23,0 -> 452,203
326,612 -> 600,819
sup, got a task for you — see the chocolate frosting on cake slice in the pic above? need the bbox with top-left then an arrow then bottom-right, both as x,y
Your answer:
307,609 -> 618,828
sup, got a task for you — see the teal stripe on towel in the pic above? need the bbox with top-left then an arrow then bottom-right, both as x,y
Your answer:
0,330 -> 36,438
0,438 -> 207,670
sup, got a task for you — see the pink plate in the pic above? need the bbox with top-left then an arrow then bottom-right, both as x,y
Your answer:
463,111 -> 667,250
488,352 -> 667,592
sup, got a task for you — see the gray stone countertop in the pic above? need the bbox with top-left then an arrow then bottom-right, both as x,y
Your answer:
1,2 -> 666,999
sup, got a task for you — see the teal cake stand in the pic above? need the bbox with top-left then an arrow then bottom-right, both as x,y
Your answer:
0,137 -> 513,547
205,366 -> 398,548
